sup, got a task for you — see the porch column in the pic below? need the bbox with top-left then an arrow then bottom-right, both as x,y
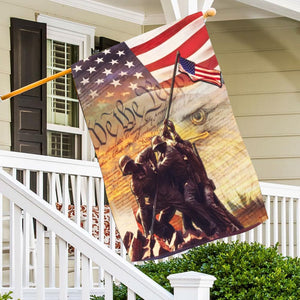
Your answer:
168,271 -> 216,300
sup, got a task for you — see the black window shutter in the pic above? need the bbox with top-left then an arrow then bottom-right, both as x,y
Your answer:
94,36 -> 119,53
10,18 -> 47,155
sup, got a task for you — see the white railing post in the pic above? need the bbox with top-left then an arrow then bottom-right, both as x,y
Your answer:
168,272 -> 216,300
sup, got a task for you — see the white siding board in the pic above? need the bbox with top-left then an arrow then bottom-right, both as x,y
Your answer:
0,73 -> 10,96
0,121 -> 10,147
0,25 -> 10,51
217,50 -> 300,74
209,24 -> 300,53
236,114 -> 300,137
253,158 -> 300,180
230,93 -> 300,117
0,99 -> 10,122
225,71 -> 300,95
207,18 -> 299,33
244,136 -> 300,159
0,49 -> 10,75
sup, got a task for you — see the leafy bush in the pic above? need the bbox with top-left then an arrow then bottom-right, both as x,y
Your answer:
91,241 -> 300,299
0,291 -> 16,300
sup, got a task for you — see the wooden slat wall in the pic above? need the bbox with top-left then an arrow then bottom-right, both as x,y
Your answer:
207,17 -> 300,186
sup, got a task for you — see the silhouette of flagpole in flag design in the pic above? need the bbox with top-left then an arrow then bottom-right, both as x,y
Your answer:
72,11 -> 268,261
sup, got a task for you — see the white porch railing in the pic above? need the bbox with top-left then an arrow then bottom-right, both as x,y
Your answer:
0,149 -> 125,291
0,152 -> 216,300
0,150 -> 299,298
219,181 -> 300,258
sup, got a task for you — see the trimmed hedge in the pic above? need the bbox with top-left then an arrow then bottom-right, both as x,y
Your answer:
92,241 -> 300,300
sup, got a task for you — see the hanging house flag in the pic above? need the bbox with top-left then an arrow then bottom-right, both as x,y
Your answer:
71,11 -> 268,261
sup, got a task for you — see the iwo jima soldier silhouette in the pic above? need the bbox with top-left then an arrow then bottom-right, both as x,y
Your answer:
119,150 -> 218,240
155,119 -> 243,233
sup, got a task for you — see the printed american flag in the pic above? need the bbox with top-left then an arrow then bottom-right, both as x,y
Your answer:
71,11 -> 219,107
71,11 -> 268,262
178,56 -> 223,87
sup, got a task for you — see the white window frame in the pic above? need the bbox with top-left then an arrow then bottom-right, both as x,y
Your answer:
37,14 -> 96,161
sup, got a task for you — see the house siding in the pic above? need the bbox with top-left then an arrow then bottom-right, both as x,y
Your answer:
207,17 -> 300,186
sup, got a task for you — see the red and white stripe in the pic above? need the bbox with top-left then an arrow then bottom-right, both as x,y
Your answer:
125,12 -> 219,84
178,63 -> 222,87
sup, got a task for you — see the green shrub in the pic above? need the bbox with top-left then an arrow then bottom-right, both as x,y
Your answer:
94,241 -> 300,300
0,291 -> 13,300
138,241 -> 300,299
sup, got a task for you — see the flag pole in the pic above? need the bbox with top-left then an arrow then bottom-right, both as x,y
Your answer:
0,8 -> 216,102
165,51 -> 180,121
0,68 -> 72,101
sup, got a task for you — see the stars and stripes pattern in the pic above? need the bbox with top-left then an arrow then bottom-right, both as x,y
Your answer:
71,43 -> 160,110
72,11 -> 220,109
127,11 -> 219,84
178,56 -> 223,87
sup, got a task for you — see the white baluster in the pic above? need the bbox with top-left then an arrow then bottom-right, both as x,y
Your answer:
60,173 -> 69,298
231,234 -> 237,242
97,178 -> 105,283
59,237 -> 68,300
9,169 -> 17,288
23,170 -> 30,287
288,198 -> 294,257
62,174 -> 69,215
281,197 -> 286,256
14,205 -> 23,299
240,232 -> 246,242
104,271 -> 113,300
48,172 -> 56,287
82,254 -> 92,300
121,242 -> 127,260
36,221 -> 45,300
297,196 -> 300,257
249,229 -> 254,244
265,195 -> 271,248
74,175 -> 81,288
257,223 -> 263,244
110,210 -> 116,252
127,288 -> 136,300
86,176 -> 94,288
86,176 -> 94,235
36,171 -> 45,299
273,196 -> 278,246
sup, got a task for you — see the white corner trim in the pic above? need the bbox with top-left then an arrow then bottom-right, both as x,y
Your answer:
237,0 -> 300,21
37,14 -> 95,38
50,0 -> 146,25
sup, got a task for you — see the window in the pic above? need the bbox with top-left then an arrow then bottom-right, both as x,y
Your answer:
47,40 -> 81,158
37,14 -> 95,160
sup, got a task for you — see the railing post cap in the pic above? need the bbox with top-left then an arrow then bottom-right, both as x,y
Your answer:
167,271 -> 216,288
